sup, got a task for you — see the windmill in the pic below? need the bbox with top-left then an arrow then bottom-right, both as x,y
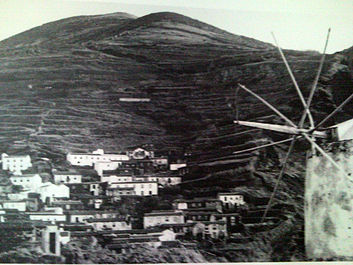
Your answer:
233,29 -> 353,260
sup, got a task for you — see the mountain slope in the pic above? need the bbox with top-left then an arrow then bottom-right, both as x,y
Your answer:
0,11 -> 352,261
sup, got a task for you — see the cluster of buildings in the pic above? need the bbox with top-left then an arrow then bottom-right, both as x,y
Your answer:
0,145 -> 248,257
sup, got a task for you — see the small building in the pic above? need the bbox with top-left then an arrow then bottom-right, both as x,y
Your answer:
94,161 -> 122,177
28,207 -> 66,222
36,182 -> 70,203
53,170 -> 82,184
10,174 -> 42,190
212,213 -> 242,233
192,221 -> 227,239
173,198 -> 223,212
217,193 -> 246,209
0,199 -> 26,211
106,187 -> 135,198
133,175 -> 158,182
0,178 -> 13,194
108,181 -> 158,196
156,174 -> 182,186
65,210 -> 121,223
127,147 -> 154,160
51,200 -> 85,210
40,223 -> 70,256
144,210 -> 185,228
184,210 -> 219,222
25,193 -> 41,211
151,157 -> 168,167
67,149 -> 129,167
86,216 -> 131,231
101,174 -> 133,183
66,182 -> 106,197
106,228 -> 176,252
1,153 -> 32,173
328,118 -> 353,141
170,163 -> 186,171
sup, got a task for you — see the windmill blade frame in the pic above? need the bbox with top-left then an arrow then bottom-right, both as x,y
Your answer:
299,28 -> 331,127
261,136 -> 297,222
238,84 -> 297,127
312,93 -> 353,131
272,32 -> 315,129
232,137 -> 297,155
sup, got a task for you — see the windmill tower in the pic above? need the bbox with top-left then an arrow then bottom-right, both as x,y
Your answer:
234,29 -> 353,260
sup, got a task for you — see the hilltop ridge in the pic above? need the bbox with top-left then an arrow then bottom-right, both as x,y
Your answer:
0,11 -> 352,261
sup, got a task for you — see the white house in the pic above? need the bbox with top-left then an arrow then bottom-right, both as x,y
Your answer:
10,174 -> 42,190
28,207 -> 66,222
134,175 -> 158,182
127,147 -> 154,160
7,190 -> 31,201
170,163 -> 186,171
217,193 -> 245,208
329,118 -> 353,141
192,220 -> 227,239
109,180 -> 158,196
53,170 -> 82,184
40,224 -> 70,256
1,153 -> 32,174
86,217 -> 131,231
144,210 -> 185,228
0,199 -> 26,211
156,175 -> 182,186
94,161 -> 122,176
36,182 -> 70,203
152,157 -> 168,167
67,149 -> 129,167
66,210 -> 121,223
101,174 -> 133,183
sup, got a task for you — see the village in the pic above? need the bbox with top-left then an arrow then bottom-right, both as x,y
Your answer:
0,143 -> 257,259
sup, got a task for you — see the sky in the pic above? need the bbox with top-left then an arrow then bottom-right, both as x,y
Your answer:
0,0 -> 352,54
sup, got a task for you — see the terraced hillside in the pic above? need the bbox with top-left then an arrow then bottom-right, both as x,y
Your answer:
0,11 -> 352,261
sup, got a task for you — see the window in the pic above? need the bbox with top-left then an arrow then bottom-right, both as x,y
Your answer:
224,197 -> 227,201
149,191 -> 152,195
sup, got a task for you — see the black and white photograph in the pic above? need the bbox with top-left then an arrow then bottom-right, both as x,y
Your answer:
0,0 -> 352,263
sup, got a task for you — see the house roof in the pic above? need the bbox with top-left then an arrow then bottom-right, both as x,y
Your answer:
2,154 -> 30,159
185,211 -> 218,216
110,180 -> 158,185
65,181 -> 105,185
218,192 -> 243,196
86,217 -> 128,223
201,220 -> 226,225
10,174 -> 40,178
52,200 -> 84,205
174,198 -> 221,203
64,210 -> 120,215
144,211 -> 183,217
213,213 -> 240,217
70,194 -> 110,199
158,223 -> 194,228
107,187 -> 134,190
53,172 -> 82,176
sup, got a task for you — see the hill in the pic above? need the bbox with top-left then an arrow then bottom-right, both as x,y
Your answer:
0,11 -> 352,261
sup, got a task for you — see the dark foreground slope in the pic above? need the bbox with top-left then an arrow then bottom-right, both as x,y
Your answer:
0,12 -> 352,261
